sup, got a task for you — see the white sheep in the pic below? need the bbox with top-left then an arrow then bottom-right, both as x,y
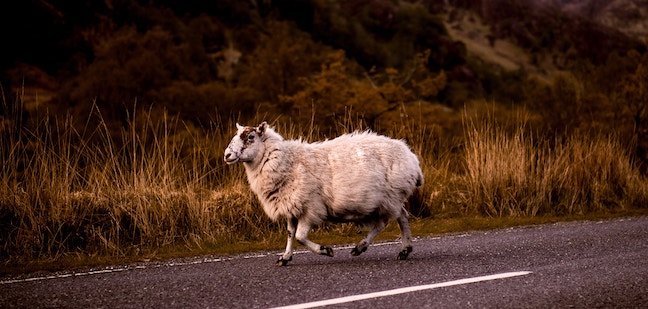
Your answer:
224,122 -> 423,266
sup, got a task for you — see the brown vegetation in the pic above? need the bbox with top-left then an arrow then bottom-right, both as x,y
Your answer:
2,97 -> 647,265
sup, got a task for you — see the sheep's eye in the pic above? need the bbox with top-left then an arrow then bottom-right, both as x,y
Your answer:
248,135 -> 255,141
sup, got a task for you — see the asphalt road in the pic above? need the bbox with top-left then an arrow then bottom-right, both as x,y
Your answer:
2,217 -> 647,308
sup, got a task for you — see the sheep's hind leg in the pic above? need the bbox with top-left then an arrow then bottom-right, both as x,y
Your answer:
396,207 -> 413,260
295,221 -> 334,257
351,218 -> 388,256
277,218 -> 297,266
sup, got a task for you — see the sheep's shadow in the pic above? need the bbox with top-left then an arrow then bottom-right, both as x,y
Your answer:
271,242 -> 452,269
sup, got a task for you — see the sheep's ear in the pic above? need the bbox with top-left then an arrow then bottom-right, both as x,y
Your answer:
257,121 -> 268,135
236,123 -> 243,130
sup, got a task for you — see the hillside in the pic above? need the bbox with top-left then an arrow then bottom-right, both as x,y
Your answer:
442,8 -> 554,79
446,0 -> 646,65
538,0 -> 648,41
1,0 -> 647,142
440,1 -> 648,81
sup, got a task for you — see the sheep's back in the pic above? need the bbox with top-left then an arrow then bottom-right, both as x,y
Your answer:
311,132 -> 421,217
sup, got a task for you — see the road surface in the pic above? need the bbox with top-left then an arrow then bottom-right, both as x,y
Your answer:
2,217 -> 647,308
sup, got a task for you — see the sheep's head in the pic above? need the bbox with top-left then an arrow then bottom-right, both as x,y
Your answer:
224,122 -> 267,164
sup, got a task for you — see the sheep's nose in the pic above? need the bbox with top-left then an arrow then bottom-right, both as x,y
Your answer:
225,153 -> 232,159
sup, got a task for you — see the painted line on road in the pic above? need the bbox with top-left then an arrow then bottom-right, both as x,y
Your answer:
269,271 -> 533,309
0,240 -> 419,285
0,247 -> 344,285
3,237 -> 461,285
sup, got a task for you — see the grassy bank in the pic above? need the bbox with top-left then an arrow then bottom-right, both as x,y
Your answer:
2,102 -> 648,275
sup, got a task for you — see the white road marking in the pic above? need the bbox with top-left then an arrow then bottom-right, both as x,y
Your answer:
0,241 -> 411,285
269,271 -> 533,309
3,237 -> 477,285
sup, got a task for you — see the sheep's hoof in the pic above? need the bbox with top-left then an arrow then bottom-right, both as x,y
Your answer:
321,246 -> 334,257
350,246 -> 367,256
397,246 -> 413,260
276,256 -> 292,267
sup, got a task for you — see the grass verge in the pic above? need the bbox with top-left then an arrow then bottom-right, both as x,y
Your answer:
3,209 -> 647,277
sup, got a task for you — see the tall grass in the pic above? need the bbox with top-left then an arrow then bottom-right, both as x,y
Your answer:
0,101 -> 275,260
1,99 -> 647,262
463,112 -> 648,216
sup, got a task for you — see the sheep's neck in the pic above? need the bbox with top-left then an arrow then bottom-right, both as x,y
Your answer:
243,139 -> 288,185
242,140 -> 296,221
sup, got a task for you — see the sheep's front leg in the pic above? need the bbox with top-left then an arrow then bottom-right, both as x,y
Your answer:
277,218 -> 297,266
295,221 -> 334,257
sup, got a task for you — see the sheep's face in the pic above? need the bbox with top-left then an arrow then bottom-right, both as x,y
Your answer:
224,122 -> 266,164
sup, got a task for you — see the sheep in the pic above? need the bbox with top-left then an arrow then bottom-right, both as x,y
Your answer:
223,121 -> 423,266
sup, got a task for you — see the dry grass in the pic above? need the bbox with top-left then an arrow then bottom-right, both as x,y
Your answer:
462,111 -> 648,216
0,101 -> 277,262
2,98 -> 648,271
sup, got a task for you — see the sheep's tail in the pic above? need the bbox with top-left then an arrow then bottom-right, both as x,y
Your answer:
415,169 -> 424,187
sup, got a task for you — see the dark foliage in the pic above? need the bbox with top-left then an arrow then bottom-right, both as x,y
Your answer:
2,0 -> 647,153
